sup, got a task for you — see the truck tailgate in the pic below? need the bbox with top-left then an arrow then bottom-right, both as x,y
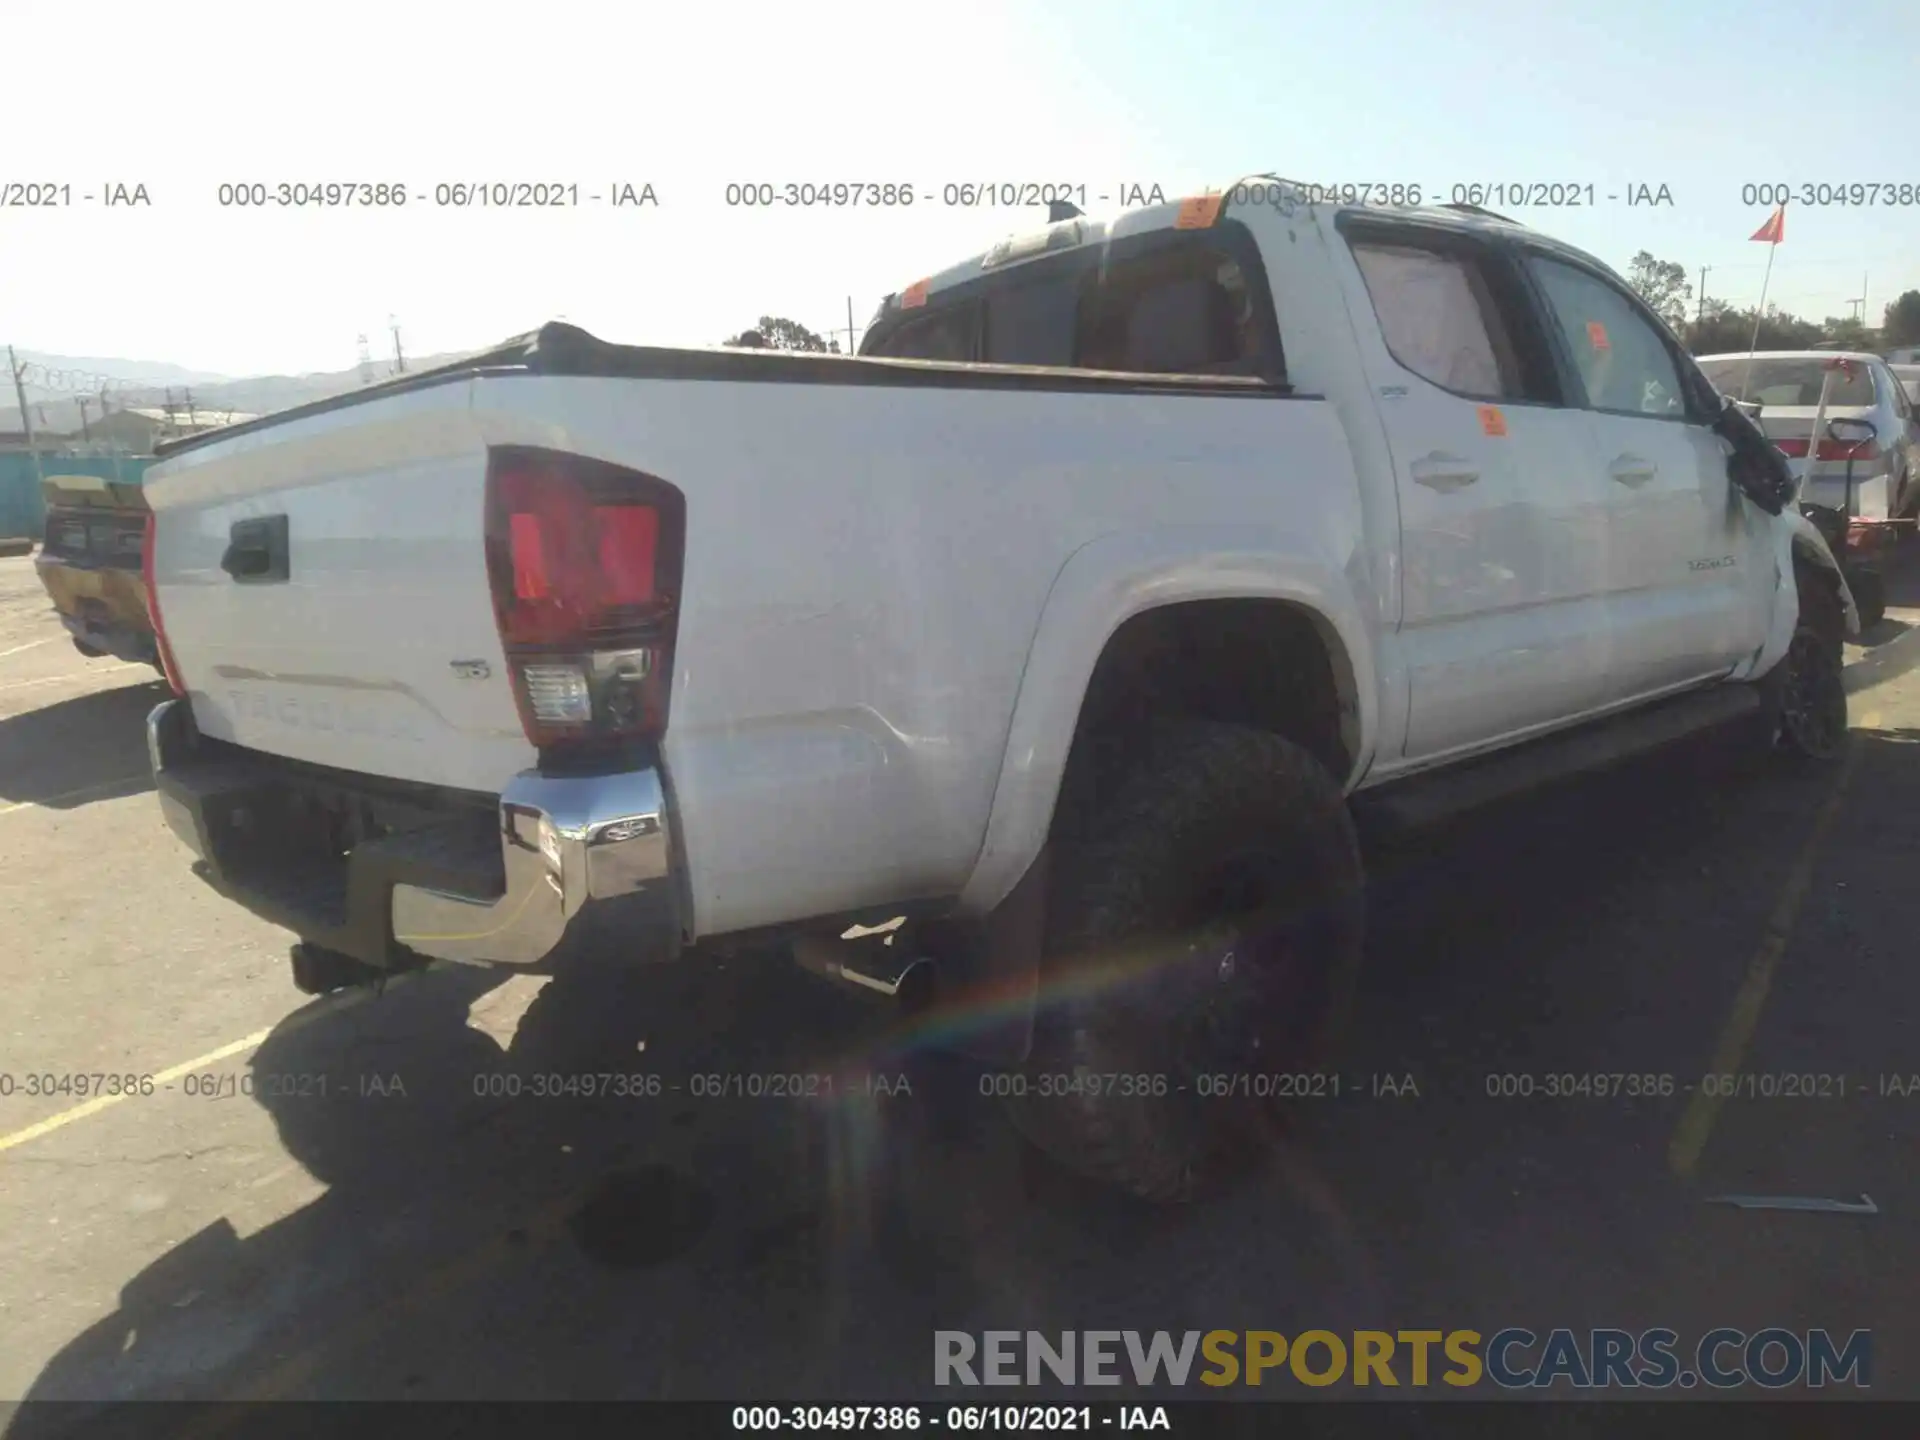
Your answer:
145,381 -> 537,795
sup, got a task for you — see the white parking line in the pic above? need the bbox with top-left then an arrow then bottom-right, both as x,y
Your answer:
0,636 -> 58,661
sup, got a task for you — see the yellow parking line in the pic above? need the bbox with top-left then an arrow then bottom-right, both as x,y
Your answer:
0,636 -> 58,661
1667,742 -> 1859,1179
0,969 -> 431,1156
0,773 -> 149,818
0,1030 -> 273,1156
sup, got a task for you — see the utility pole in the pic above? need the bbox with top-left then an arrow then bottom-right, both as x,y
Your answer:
390,315 -> 406,375
78,396 -> 92,444
846,296 -> 858,355
357,334 -> 374,385
9,346 -> 46,488
1697,267 -> 1711,324
185,386 -> 197,428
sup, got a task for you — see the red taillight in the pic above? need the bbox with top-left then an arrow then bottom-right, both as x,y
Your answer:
1775,436 -> 1881,462
484,448 -> 684,752
141,512 -> 185,696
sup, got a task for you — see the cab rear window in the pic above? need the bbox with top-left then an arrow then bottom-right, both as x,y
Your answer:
866,307 -> 975,362
862,221 -> 1284,381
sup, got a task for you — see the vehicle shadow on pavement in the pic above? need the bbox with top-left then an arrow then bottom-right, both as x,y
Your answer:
0,679 -> 166,809
10,722 -> 1920,1426
4,931 -> 1382,1426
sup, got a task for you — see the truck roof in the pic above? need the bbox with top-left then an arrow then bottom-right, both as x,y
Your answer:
868,173 -> 1590,331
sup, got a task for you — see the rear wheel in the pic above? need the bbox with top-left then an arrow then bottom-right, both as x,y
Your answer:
1002,722 -> 1364,1203
70,637 -> 104,659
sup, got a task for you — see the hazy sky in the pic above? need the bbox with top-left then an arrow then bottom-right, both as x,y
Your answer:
5,0 -> 1917,377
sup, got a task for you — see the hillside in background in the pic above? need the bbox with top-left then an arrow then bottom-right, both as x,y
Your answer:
3,348 -> 486,438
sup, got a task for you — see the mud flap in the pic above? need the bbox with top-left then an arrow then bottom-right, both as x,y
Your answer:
940,845 -> 1049,1067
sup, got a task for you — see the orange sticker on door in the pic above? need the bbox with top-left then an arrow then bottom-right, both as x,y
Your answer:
1587,320 -> 1610,351
1477,405 -> 1508,437
901,279 -> 930,309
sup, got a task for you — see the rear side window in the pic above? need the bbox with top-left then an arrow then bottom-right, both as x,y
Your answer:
1350,241 -> 1527,400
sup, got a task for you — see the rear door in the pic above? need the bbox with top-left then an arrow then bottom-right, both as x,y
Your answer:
1337,219 -> 1612,762
1336,219 -> 1620,760
1521,254 -> 1770,699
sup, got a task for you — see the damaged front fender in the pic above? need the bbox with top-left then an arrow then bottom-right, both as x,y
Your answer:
1788,513 -> 1861,638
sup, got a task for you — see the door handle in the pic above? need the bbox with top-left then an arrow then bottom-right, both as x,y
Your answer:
1410,453 -> 1481,491
221,514 -> 290,583
1609,455 -> 1657,487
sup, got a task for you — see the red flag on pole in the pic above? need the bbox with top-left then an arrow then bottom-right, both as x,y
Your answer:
1750,205 -> 1785,244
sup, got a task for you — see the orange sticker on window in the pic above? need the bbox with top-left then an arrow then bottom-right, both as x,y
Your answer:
901,279 -> 930,309
1587,320 -> 1610,351
1478,405 -> 1508,437
1174,193 -> 1224,229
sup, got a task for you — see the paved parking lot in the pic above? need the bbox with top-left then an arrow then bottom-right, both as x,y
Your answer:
3,548 -> 1920,1425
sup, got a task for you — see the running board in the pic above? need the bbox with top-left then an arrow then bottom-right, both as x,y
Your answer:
1353,683 -> 1764,836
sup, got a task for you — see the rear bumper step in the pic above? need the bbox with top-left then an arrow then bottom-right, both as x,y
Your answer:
147,699 -> 683,971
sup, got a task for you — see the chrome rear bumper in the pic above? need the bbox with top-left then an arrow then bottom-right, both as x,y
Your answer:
148,698 -> 682,970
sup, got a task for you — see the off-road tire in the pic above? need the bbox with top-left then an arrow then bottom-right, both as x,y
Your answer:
1002,722 -> 1364,1203
1759,565 -> 1848,763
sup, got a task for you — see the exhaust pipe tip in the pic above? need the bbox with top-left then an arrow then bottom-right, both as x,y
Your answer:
793,935 -> 938,1010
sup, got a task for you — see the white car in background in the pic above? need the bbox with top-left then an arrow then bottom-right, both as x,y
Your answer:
1696,351 -> 1920,524
1892,363 -> 1920,410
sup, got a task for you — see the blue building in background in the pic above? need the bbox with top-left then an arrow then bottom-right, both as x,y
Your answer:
0,439 -> 153,540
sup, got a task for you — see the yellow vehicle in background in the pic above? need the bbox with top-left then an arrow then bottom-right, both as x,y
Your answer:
33,473 -> 162,670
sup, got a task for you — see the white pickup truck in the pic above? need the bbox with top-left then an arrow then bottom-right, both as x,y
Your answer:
142,179 -> 1854,1202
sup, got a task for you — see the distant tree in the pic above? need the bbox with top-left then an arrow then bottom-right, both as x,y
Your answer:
1817,315 -> 1873,352
1684,301 -> 1822,357
1883,290 -> 1920,348
1627,251 -> 1693,328
723,316 -> 839,352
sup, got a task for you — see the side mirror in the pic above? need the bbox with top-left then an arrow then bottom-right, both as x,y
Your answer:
1714,393 -> 1796,515
1827,416 -> 1877,446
